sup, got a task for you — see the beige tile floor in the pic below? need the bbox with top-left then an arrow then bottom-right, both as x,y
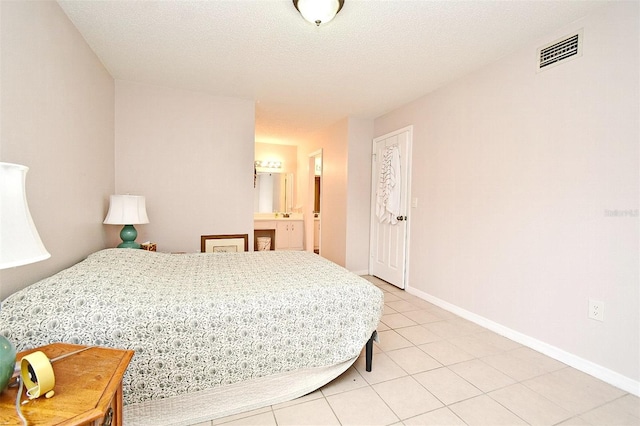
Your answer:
195,276 -> 640,426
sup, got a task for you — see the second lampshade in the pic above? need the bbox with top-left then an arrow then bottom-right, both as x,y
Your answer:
103,195 -> 149,249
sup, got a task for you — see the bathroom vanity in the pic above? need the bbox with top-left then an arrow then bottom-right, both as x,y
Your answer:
254,215 -> 303,251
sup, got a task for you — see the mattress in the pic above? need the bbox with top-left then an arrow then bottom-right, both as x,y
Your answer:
0,249 -> 384,424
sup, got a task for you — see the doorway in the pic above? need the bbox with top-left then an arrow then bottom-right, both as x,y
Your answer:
306,150 -> 322,254
369,126 -> 413,289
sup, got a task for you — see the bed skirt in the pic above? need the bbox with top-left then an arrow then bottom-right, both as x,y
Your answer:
123,356 -> 356,425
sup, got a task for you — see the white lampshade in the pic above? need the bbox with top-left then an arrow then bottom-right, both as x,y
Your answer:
0,162 -> 50,269
103,195 -> 149,225
293,0 -> 344,26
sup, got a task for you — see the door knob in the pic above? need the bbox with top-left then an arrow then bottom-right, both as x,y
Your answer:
396,216 -> 407,221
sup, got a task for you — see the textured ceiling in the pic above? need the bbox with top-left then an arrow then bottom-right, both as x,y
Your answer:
57,0 -> 606,145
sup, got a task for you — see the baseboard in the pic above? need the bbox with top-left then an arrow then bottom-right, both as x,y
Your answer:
351,269 -> 369,276
406,286 -> 640,397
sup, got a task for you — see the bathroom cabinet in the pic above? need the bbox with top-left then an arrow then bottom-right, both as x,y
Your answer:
275,220 -> 303,250
254,219 -> 303,250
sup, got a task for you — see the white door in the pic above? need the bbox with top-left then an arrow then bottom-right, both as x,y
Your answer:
369,126 -> 412,289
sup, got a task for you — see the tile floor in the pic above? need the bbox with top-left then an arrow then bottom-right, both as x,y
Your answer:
195,276 -> 640,426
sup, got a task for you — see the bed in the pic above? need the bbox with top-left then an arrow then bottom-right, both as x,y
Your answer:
0,248 -> 384,425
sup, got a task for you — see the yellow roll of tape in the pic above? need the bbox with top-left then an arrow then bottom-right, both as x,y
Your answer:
20,351 -> 55,399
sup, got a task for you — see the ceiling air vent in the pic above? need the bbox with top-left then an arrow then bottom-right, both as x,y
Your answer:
537,29 -> 583,72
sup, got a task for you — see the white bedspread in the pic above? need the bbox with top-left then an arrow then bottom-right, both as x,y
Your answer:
0,249 -> 383,424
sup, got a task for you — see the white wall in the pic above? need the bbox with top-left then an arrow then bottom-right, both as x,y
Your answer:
114,81 -> 255,253
310,119 -> 349,265
346,118 -> 374,274
374,1 -> 639,390
0,1 -> 115,299
296,117 -> 373,270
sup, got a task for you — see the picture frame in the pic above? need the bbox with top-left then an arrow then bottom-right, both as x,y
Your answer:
200,234 -> 249,253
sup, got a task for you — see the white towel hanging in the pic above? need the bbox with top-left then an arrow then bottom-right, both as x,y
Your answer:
376,145 -> 401,224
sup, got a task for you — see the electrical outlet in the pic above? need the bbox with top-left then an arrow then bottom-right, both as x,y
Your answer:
588,299 -> 604,322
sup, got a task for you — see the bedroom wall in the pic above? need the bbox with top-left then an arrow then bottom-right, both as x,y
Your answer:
297,117 -> 373,271
0,1 -> 115,300
311,119 -> 349,266
114,81 -> 255,253
374,1 -> 639,390
345,118 -> 374,274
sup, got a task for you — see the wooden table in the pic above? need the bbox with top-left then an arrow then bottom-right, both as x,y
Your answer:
0,343 -> 133,426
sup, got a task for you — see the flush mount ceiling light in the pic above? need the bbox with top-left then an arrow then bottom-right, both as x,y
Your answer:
293,0 -> 344,26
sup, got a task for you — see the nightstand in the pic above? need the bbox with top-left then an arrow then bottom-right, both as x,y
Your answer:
0,343 -> 133,426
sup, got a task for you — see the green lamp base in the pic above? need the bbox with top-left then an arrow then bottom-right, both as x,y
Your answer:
118,224 -> 141,249
0,335 -> 16,392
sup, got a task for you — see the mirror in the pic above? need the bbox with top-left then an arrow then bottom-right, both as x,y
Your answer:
254,172 -> 294,213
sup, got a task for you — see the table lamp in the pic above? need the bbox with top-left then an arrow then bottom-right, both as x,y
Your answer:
0,162 -> 51,392
103,195 -> 149,249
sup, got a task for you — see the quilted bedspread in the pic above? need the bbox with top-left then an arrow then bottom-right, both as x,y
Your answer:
0,249 -> 384,408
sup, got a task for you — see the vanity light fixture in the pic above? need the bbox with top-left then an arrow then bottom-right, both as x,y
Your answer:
293,0 -> 344,26
255,160 -> 282,169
